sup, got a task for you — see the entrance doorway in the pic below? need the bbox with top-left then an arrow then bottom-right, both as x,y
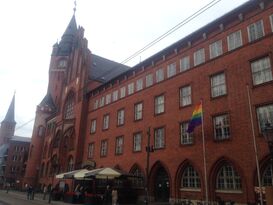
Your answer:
154,167 -> 170,202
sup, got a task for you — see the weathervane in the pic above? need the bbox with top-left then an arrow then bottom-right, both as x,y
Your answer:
73,0 -> 77,15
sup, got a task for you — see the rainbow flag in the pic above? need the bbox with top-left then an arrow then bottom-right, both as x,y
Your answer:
187,102 -> 202,133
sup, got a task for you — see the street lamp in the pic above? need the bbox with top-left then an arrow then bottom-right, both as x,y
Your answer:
262,122 -> 273,159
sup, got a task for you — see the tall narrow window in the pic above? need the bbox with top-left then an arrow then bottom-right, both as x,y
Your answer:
155,95 -> 165,115
99,96 -> 105,107
211,72 -> 227,98
213,114 -> 230,140
115,136 -> 124,155
146,74 -> 153,87
167,63 -> 176,78
133,132 -> 142,152
227,30 -> 242,51
180,85 -> 191,107
247,20 -> 264,42
194,48 -> 205,66
182,165 -> 201,189
216,163 -> 242,190
134,102 -> 143,121
117,109 -> 125,126
67,156 -> 74,172
100,140 -> 108,157
88,143 -> 94,159
136,79 -> 143,91
256,104 -> 273,132
180,56 -> 190,72
251,56 -> 272,85
128,83 -> 134,95
64,92 -> 75,119
103,114 -> 110,130
180,122 -> 193,145
120,86 -> 126,98
90,119 -> 96,134
94,100 -> 99,110
106,94 -> 111,105
154,127 -> 165,149
209,40 -> 223,59
112,90 -> 119,102
262,163 -> 273,186
156,68 -> 164,83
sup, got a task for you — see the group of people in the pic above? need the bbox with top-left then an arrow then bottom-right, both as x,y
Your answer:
104,185 -> 118,205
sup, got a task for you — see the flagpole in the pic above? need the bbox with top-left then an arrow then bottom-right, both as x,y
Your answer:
200,100 -> 208,204
246,85 -> 263,205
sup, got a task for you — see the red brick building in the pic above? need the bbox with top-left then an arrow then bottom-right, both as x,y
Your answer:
0,95 -> 30,189
24,1 -> 273,204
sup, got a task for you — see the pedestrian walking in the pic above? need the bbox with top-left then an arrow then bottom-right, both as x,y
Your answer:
111,188 -> 118,205
27,185 -> 32,200
5,183 -> 10,193
43,185 -> 48,200
103,185 -> 111,205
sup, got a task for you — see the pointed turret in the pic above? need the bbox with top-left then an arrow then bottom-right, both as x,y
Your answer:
2,94 -> 15,124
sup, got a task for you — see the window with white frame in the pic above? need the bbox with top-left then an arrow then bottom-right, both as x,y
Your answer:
131,167 -> 144,188
180,56 -> 190,72
117,109 -> 125,126
102,114 -> 110,130
227,30 -> 242,51
106,94 -> 111,105
136,78 -> 143,91
270,14 -> 273,32
94,100 -> 99,110
67,156 -> 74,172
156,68 -> 164,83
99,96 -> 105,107
213,114 -> 230,140
180,85 -> 191,107
194,48 -> 205,66
88,143 -> 94,159
247,20 -> 264,42
251,56 -> 273,85
115,136 -> 123,155
209,40 -> 223,59
120,86 -> 126,98
90,119 -> 96,134
146,74 -> 153,87
100,140 -> 107,157
133,132 -> 142,152
154,127 -> 165,149
181,165 -> 201,189
180,122 -> 193,144
167,63 -> 176,78
128,83 -> 134,95
256,104 -> 273,132
216,163 -> 242,190
134,102 -> 143,121
112,90 -> 118,102
211,72 -> 227,98
262,163 -> 273,186
155,95 -> 165,115
64,92 -> 75,119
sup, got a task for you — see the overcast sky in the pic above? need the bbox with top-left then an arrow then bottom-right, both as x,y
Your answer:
0,0 -> 249,137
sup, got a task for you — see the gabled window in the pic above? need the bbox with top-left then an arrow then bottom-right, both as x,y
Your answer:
194,48 -> 205,66
181,165 -> 201,189
156,68 -> 164,83
256,104 -> 273,132
227,30 -> 242,51
211,72 -> 227,98
133,132 -> 142,152
216,163 -> 242,191
154,127 -> 165,149
251,56 -> 272,86
155,95 -> 164,115
209,40 -> 223,59
213,114 -> 230,140
180,122 -> 193,145
180,56 -> 190,72
134,102 -> 143,121
167,63 -> 176,78
90,119 -> 96,134
64,92 -> 75,119
146,74 -> 153,87
117,109 -> 125,126
136,79 -> 143,91
88,143 -> 94,159
180,85 -> 191,107
100,140 -> 108,157
247,20 -> 264,42
128,83 -> 134,95
102,114 -> 110,130
120,86 -> 126,98
115,136 -> 123,155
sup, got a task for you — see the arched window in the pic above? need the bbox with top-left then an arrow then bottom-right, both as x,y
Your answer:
53,131 -> 61,148
216,163 -> 241,190
67,156 -> 74,172
64,92 -> 75,119
130,167 -> 144,188
181,165 -> 200,189
262,163 -> 273,186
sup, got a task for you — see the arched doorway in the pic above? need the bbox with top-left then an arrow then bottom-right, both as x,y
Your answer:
154,167 -> 170,202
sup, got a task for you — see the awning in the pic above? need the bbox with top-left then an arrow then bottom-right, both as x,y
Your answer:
83,167 -> 126,179
55,169 -> 88,179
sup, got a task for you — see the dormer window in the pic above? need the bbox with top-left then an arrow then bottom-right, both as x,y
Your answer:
58,59 -> 67,68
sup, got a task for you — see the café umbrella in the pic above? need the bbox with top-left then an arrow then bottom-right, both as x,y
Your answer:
76,167 -> 123,179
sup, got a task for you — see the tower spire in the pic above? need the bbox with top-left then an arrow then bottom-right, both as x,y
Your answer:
73,0 -> 77,15
2,93 -> 16,123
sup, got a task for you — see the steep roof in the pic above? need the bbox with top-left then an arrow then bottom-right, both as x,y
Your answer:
39,93 -> 56,112
2,94 -> 15,124
89,54 -> 131,83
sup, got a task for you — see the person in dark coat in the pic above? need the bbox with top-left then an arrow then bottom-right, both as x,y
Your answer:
103,185 -> 111,205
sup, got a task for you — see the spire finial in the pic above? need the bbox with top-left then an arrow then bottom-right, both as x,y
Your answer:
73,0 -> 77,15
